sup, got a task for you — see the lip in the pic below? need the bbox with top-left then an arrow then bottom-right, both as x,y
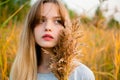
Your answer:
42,34 -> 54,41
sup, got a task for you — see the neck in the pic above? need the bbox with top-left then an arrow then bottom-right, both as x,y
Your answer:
38,48 -> 53,73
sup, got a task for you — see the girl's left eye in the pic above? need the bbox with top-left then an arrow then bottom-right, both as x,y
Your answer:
54,20 -> 63,25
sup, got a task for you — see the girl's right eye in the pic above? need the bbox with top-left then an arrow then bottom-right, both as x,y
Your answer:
39,18 -> 46,24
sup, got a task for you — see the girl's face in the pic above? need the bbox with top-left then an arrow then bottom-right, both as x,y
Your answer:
34,3 -> 64,48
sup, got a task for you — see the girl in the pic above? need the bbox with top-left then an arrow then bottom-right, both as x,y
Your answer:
10,0 -> 95,80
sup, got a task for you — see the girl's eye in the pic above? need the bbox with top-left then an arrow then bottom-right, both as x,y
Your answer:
39,19 -> 46,24
55,19 -> 64,25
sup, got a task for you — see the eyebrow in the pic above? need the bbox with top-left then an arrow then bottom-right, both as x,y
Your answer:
40,16 -> 61,19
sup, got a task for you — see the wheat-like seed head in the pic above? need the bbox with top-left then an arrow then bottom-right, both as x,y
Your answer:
45,18 -> 83,80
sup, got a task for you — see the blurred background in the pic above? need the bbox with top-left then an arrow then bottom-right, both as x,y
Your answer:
0,0 -> 120,80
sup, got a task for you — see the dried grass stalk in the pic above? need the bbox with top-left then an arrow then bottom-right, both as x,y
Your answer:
49,18 -> 83,80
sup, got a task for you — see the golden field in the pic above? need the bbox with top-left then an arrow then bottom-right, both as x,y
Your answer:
0,21 -> 120,80
0,1 -> 120,80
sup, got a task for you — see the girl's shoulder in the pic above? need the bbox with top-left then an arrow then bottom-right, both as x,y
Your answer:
69,62 -> 95,80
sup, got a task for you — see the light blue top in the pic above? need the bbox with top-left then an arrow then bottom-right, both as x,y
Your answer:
37,63 -> 95,80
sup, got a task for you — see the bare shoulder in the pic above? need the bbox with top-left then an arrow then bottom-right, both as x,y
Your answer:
69,62 -> 95,80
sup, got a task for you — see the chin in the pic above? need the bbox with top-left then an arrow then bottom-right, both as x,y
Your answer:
39,43 -> 56,48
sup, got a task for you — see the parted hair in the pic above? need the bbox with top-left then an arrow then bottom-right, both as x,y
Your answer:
10,0 -> 71,80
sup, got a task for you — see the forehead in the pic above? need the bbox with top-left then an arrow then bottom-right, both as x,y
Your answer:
40,3 -> 60,18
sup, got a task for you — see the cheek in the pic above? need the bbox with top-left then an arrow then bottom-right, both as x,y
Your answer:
54,26 -> 64,38
58,26 -> 64,33
33,26 -> 42,40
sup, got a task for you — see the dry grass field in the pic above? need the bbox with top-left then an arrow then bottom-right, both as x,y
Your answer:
0,21 -> 120,80
0,1 -> 120,79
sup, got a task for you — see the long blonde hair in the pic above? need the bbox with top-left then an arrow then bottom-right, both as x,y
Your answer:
10,0 -> 70,80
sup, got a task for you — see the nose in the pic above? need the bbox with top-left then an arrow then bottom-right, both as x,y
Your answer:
44,20 -> 52,32
45,28 -> 51,31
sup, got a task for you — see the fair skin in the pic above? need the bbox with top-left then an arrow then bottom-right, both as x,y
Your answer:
34,3 -> 64,73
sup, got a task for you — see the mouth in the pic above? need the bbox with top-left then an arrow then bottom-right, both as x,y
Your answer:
42,34 -> 54,41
